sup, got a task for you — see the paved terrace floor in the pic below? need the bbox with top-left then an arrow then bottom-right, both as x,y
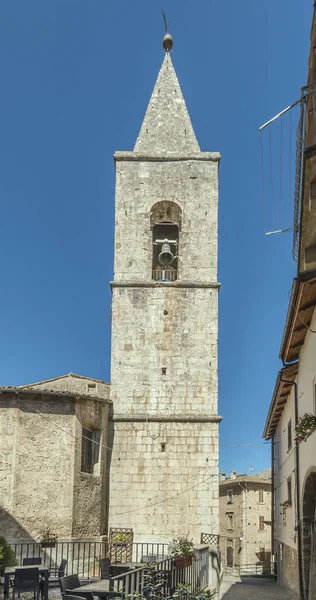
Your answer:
220,574 -> 296,600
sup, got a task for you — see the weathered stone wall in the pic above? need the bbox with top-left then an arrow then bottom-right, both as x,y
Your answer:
109,420 -> 219,542
0,391 -> 109,540
72,398 -> 109,537
276,540 -> 299,596
111,286 -> 218,417
113,157 -> 218,284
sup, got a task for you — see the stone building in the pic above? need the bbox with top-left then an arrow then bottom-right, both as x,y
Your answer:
0,375 -> 110,540
0,33 -> 221,546
109,34 -> 221,543
263,5 -> 316,599
219,470 -> 271,570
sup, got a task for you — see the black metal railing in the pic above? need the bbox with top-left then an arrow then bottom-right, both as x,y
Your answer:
110,548 -> 210,598
9,541 -> 170,579
223,561 -> 272,576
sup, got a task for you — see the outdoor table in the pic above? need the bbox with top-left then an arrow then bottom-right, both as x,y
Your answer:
4,565 -> 50,600
72,564 -> 144,598
72,580 -> 111,598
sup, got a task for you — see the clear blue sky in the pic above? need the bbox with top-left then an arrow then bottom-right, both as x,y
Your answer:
0,1 -> 312,475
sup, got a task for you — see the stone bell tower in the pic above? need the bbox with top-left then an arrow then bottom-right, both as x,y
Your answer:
109,32 -> 221,543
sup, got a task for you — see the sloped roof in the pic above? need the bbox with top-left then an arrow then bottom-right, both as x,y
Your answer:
20,373 -> 109,388
0,386 -> 110,404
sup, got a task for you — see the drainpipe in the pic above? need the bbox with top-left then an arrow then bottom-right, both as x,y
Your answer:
280,378 -> 304,600
271,436 -> 275,573
239,482 -> 248,567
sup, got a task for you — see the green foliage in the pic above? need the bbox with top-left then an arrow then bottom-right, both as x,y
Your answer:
0,537 -> 18,575
169,535 -> 196,559
295,413 -> 316,443
39,528 -> 58,543
126,569 -> 213,600
111,532 -> 131,543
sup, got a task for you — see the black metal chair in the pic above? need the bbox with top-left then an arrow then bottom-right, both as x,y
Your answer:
12,567 -> 40,600
99,558 -> 111,579
59,574 -> 81,596
23,558 -> 42,566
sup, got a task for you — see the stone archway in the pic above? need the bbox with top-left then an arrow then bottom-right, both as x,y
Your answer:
302,468 -> 316,600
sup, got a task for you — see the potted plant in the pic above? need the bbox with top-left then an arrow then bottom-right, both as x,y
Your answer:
39,528 -> 58,548
169,535 -> 195,569
0,537 -> 18,576
295,413 -> 316,443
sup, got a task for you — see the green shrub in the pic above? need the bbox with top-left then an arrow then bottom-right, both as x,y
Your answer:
0,537 -> 18,575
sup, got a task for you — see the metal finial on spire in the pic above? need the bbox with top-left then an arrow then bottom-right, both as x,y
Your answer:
162,9 -> 173,52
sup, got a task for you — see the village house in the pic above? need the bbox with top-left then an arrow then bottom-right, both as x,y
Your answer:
219,470 -> 271,571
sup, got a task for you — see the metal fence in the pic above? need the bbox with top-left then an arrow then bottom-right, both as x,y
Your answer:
111,547 -> 210,598
223,562 -> 273,577
9,541 -> 170,579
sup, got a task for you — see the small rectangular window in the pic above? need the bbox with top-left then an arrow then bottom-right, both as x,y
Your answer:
288,419 -> 292,450
287,477 -> 292,505
310,180 -> 316,210
226,513 -> 234,530
258,489 -> 264,503
259,547 -> 265,562
87,383 -> 97,393
227,489 -> 233,504
259,516 -> 265,531
81,428 -> 100,475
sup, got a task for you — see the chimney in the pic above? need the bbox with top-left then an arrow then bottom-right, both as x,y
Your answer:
219,472 -> 226,481
230,470 -> 237,480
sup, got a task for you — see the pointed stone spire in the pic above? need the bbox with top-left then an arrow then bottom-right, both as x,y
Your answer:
134,38 -> 200,154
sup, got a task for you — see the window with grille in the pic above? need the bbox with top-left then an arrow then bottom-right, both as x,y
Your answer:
81,428 -> 101,475
259,516 -> 265,531
288,419 -> 292,450
227,489 -> 233,504
226,513 -> 234,530
258,489 -> 264,503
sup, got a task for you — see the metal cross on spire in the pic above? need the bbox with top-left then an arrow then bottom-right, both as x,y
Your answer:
162,9 -> 173,52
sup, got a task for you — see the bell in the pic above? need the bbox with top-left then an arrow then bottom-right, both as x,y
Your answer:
158,241 -> 174,266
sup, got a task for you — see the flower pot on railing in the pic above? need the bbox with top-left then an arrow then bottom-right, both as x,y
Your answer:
174,557 -> 192,569
169,535 -> 195,570
40,542 -> 56,549
39,528 -> 58,549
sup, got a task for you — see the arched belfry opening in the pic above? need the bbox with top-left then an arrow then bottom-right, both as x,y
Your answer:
151,201 -> 181,282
